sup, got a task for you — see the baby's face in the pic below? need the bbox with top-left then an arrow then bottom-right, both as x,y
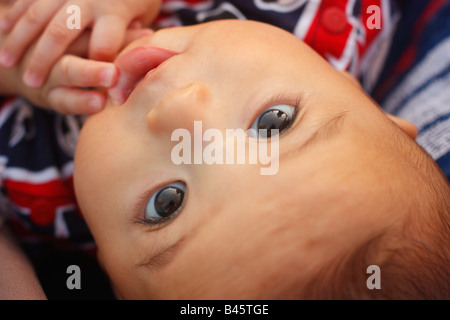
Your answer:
74,21 -> 416,299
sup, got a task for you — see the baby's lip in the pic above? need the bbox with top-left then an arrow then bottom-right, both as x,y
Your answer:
108,47 -> 179,105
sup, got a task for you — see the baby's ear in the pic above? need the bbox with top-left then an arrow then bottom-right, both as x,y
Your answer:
386,114 -> 418,139
338,70 -> 418,139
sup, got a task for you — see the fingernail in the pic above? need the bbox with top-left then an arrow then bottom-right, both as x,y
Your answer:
100,67 -> 117,87
88,96 -> 103,112
0,19 -> 10,32
23,71 -> 44,88
0,50 -> 14,68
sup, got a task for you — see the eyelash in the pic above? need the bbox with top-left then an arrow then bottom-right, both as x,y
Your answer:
132,183 -> 186,230
250,94 -> 302,133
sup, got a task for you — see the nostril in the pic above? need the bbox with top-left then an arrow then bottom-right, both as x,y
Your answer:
108,47 -> 178,104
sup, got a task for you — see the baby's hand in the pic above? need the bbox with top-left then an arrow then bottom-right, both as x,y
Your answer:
24,55 -> 117,114
17,28 -> 153,114
0,0 -> 161,88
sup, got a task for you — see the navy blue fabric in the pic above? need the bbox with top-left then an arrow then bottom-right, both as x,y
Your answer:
374,0 -> 450,181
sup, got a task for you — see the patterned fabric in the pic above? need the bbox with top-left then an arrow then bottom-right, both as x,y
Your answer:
373,0 -> 450,180
156,0 -> 399,92
0,98 -> 93,250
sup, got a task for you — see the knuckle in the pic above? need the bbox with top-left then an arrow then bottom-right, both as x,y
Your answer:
24,5 -> 42,26
47,24 -> 69,44
59,56 -> 72,82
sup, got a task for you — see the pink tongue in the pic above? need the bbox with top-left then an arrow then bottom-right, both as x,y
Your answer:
108,47 -> 178,104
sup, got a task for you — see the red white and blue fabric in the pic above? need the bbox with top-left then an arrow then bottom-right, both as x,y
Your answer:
156,0 -> 399,91
0,98 -> 93,250
373,0 -> 450,181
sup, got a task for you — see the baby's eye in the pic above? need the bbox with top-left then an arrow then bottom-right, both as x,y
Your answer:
145,181 -> 186,225
249,104 -> 296,138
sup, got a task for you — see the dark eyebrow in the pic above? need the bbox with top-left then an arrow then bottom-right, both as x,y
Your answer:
281,110 -> 349,160
134,236 -> 187,271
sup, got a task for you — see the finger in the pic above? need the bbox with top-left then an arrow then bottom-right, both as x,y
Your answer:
66,28 -> 153,58
23,6 -> 93,88
89,15 -> 128,61
122,28 -> 154,48
0,0 -> 35,32
0,0 -> 62,68
47,87 -> 106,114
51,55 -> 118,88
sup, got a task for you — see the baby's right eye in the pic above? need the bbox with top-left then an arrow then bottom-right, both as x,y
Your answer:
144,181 -> 186,225
248,104 -> 297,138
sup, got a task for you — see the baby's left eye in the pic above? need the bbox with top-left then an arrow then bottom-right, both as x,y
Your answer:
249,104 -> 296,138
144,181 -> 186,225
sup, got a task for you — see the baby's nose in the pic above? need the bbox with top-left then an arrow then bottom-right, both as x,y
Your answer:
146,81 -> 213,135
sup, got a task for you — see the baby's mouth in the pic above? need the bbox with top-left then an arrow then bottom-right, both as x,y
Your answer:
108,47 -> 179,105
